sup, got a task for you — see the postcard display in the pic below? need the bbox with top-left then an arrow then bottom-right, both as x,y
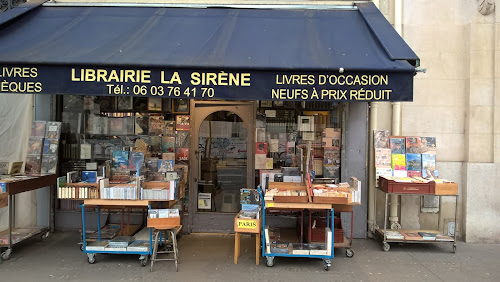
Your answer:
58,96 -> 188,211
373,130 -> 459,253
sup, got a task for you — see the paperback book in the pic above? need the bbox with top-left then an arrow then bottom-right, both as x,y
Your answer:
373,129 -> 390,148
175,131 -> 190,148
145,157 -> 159,172
31,121 -> 46,137
164,121 -> 176,137
420,137 -> 436,154
149,115 -> 165,135
390,138 -> 405,154
158,159 -> 175,172
41,155 -> 57,174
417,232 -> 436,241
25,156 -> 42,174
375,148 -> 391,168
82,171 -> 98,183
406,153 -> 422,171
162,153 -> 175,161
44,121 -> 62,139
108,118 -> 124,135
135,113 -> 149,135
324,149 -> 341,165
175,115 -> 190,131
150,136 -> 163,155
116,96 -> 133,110
128,152 -> 145,172
175,148 -> 189,161
391,154 -> 406,170
162,136 -> 175,153
112,150 -> 129,169
405,137 -> 422,154
422,153 -> 436,178
42,138 -> 59,156
148,97 -> 162,111
27,137 -> 44,156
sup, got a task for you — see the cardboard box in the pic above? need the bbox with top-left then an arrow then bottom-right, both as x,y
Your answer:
434,182 -> 458,195
147,217 -> 180,229
234,214 -> 261,234
0,193 -> 8,208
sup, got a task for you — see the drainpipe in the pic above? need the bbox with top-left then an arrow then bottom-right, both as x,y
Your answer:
389,0 -> 403,230
367,102 -> 378,237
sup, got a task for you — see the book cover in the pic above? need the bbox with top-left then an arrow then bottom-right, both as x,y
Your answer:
128,152 -> 144,172
162,153 -> 175,161
391,154 -> 406,170
31,121 -> 46,137
322,137 -> 341,149
108,118 -> 124,135
175,148 -> 189,161
44,121 -> 62,139
116,96 -> 133,110
405,137 -> 422,154
96,96 -> 115,112
83,96 -> 95,111
164,120 -> 176,137
255,142 -> 268,155
407,170 -> 422,178
82,171 -> 98,183
162,136 -> 175,153
406,153 -> 422,171
25,156 -> 42,174
150,136 -> 163,155
385,231 -> 405,240
390,138 -> 405,154
175,131 -> 190,148
401,232 -> 423,241
324,149 -> 341,165
435,234 -> 454,242
41,155 -> 58,174
148,172 -> 165,181
255,154 -> 267,170
393,170 -> 408,177
149,115 -> 165,135
373,129 -> 390,148
6,162 -> 22,174
322,128 -> 341,138
375,148 -> 391,168
376,167 -> 393,179
420,137 -> 436,154
158,159 -> 175,172
80,143 -> 92,159
323,165 -> 340,179
422,153 -> 436,174
133,97 -> 148,111
112,150 -> 129,169
27,137 -> 44,156
42,138 -> 59,156
148,97 -> 162,111
175,115 -> 190,131
0,162 -> 9,175
145,157 -> 159,172
135,113 -> 149,135
417,232 -> 436,241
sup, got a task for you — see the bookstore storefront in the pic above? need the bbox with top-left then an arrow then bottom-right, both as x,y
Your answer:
0,2 -> 418,236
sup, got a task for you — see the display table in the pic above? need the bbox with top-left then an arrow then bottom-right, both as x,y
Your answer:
0,174 -> 57,261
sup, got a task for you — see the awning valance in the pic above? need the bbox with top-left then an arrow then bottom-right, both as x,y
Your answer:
0,2 -> 419,102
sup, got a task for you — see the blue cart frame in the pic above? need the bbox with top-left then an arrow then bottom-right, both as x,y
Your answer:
259,189 -> 335,270
80,203 -> 153,266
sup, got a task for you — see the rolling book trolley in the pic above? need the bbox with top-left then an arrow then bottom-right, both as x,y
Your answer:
80,198 -> 180,266
376,176 -> 459,253
0,174 -> 57,261
259,187 -> 335,271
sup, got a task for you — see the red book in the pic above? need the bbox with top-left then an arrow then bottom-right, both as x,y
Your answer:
255,142 -> 268,154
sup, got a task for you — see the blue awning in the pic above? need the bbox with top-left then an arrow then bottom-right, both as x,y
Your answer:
0,3 -> 419,102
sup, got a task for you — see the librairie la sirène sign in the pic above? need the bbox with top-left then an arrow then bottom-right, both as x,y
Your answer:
0,65 -> 413,101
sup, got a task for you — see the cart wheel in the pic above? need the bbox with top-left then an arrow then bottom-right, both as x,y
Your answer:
265,256 -> 275,267
140,256 -> 148,267
87,254 -> 96,264
382,242 -> 390,252
323,259 -> 331,271
346,249 -> 354,258
1,248 -> 12,261
80,244 -> 84,251
453,245 -> 457,253
41,232 -> 50,241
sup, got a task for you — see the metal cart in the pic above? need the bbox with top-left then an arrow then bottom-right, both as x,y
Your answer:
376,189 -> 459,253
80,200 -> 154,266
260,190 -> 335,271
0,174 -> 56,261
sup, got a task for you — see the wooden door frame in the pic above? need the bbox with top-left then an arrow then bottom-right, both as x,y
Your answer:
187,100 -> 256,233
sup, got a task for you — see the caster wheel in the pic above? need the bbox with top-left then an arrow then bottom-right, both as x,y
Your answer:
1,249 -> 12,261
382,242 -> 390,252
346,249 -> 354,258
87,254 -> 96,264
453,245 -> 457,253
80,244 -> 84,251
41,232 -> 50,241
323,259 -> 331,271
140,256 -> 148,267
265,256 -> 275,267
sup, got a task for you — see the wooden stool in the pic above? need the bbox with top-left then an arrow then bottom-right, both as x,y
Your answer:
234,232 -> 260,265
150,226 -> 181,272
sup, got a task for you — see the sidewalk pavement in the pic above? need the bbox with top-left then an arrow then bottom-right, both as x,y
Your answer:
1,231 -> 499,281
